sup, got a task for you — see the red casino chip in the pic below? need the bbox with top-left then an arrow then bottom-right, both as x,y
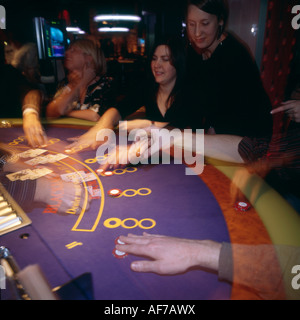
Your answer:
115,236 -> 125,245
97,169 -> 114,176
112,248 -> 128,259
108,189 -> 122,198
103,171 -> 114,176
234,201 -> 251,212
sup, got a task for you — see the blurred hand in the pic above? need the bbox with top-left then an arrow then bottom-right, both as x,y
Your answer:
23,112 -> 48,148
81,63 -> 96,87
271,100 -> 300,123
68,64 -> 96,88
34,176 -> 90,214
98,141 -> 147,171
67,70 -> 82,88
65,128 -> 100,153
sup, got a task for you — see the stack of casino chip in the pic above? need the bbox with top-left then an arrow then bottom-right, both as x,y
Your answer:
112,237 -> 128,259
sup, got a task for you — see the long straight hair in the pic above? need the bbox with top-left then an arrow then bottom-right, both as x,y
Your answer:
149,36 -> 187,109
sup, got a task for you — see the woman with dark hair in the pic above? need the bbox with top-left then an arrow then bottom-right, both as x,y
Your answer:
116,36 -> 187,131
185,0 -> 273,137
65,36 -> 188,150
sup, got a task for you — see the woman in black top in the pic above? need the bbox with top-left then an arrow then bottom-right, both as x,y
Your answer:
116,36 -> 187,130
65,36 -> 188,151
185,0 -> 273,137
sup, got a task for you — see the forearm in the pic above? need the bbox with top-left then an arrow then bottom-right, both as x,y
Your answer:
93,107 -> 122,132
22,90 -> 42,115
192,240 -> 222,272
218,243 -> 291,300
121,120 -> 169,131
173,133 -> 244,163
204,134 -> 244,163
67,109 -> 100,122
46,86 -> 79,118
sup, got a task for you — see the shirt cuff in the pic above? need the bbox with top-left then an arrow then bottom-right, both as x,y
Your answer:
22,104 -> 39,115
218,242 -> 233,283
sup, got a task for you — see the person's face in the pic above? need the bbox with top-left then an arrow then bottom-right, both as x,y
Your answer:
64,45 -> 86,71
151,45 -> 177,86
187,4 -> 223,52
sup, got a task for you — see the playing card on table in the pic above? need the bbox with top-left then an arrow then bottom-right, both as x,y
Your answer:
18,149 -> 48,158
25,156 -> 47,165
60,171 -> 96,184
81,172 -> 97,182
60,171 -> 85,184
90,188 -> 101,199
43,153 -> 68,163
29,168 -> 53,179
86,186 -> 101,199
25,153 -> 68,165
6,168 -> 53,181
6,169 -> 33,181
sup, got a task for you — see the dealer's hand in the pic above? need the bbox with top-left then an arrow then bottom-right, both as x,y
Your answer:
23,112 -> 48,148
34,177 -> 90,214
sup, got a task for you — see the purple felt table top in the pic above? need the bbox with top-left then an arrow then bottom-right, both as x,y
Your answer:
0,126 -> 231,300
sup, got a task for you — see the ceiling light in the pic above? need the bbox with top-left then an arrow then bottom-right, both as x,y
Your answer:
98,27 -> 129,32
94,15 -> 141,22
66,27 -> 80,32
66,27 -> 85,34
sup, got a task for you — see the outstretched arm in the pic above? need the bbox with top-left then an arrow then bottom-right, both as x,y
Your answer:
116,233 -> 221,275
65,107 -> 122,152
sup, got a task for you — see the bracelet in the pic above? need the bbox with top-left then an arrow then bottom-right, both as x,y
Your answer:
23,103 -> 38,110
23,107 -> 39,116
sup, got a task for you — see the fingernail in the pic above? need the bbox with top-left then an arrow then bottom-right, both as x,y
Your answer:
131,262 -> 139,271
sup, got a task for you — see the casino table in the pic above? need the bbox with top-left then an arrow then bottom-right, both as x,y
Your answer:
0,118 -> 300,300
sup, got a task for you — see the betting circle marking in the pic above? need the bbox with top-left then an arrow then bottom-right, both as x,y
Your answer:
118,188 -> 152,197
103,218 -> 156,230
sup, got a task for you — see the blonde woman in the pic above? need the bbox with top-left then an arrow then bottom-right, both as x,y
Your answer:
46,39 -> 115,121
